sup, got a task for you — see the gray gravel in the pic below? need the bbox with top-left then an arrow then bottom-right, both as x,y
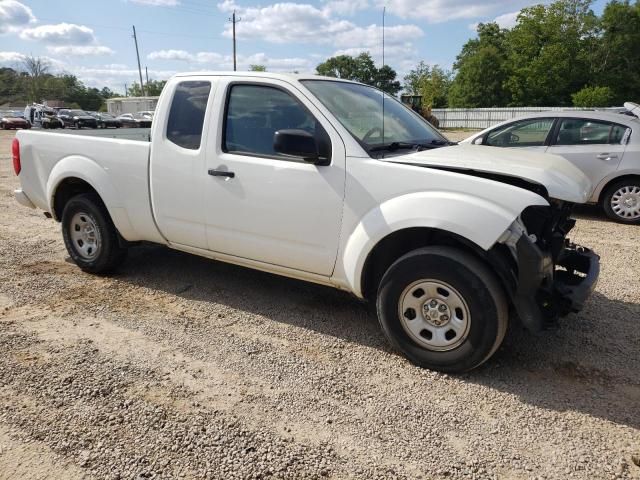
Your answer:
0,129 -> 639,479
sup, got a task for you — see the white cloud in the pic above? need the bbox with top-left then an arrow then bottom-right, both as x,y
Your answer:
148,49 -> 195,62
0,0 -> 36,34
493,10 -> 519,28
0,50 -> 26,65
323,0 -> 369,16
47,45 -> 115,56
220,2 -> 354,44
378,0 -> 537,23
147,49 -> 311,71
129,0 -> 180,5
20,23 -> 96,45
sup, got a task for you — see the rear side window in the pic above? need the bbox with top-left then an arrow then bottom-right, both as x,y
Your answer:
485,118 -> 555,147
555,118 -> 625,145
166,81 -> 211,150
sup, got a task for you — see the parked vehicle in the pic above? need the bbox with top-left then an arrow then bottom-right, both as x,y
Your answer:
461,105 -> 640,224
89,112 -> 122,129
117,112 -> 152,128
1,111 -> 31,129
12,72 -> 599,372
57,109 -> 98,129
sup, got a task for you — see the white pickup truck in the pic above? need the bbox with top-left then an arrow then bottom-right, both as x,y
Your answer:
12,72 -> 599,372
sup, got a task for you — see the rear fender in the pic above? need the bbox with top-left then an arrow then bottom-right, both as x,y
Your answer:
47,155 -> 136,238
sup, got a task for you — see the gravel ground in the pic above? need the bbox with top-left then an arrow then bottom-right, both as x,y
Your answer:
0,128 -> 638,479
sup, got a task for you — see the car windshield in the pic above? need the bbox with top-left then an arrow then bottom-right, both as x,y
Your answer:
301,80 -> 446,155
101,113 -> 115,119
1,111 -> 18,118
70,110 -> 88,116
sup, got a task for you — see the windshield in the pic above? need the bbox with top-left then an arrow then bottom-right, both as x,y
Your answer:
70,110 -> 88,116
101,113 -> 115,119
301,80 -> 446,154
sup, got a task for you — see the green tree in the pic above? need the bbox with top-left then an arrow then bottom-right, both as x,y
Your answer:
249,64 -> 266,71
571,86 -> 614,107
595,0 -> 640,103
448,23 -> 510,107
404,61 -> 452,108
505,0 -> 598,106
128,80 -> 166,97
316,52 -> 401,95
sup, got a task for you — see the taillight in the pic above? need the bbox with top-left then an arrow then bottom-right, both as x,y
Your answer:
12,138 -> 20,175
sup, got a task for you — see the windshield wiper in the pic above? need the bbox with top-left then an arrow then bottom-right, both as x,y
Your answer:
369,139 -> 456,153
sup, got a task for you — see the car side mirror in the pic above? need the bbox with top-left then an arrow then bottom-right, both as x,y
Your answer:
273,129 -> 321,163
472,136 -> 484,145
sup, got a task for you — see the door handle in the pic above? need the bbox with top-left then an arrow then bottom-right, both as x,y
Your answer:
208,169 -> 235,178
597,153 -> 618,161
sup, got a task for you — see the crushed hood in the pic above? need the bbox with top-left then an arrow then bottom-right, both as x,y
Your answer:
389,145 -> 592,203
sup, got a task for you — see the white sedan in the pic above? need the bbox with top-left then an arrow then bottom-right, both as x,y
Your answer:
461,103 -> 640,224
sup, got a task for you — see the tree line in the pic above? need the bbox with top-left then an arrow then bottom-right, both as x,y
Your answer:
317,0 -> 639,108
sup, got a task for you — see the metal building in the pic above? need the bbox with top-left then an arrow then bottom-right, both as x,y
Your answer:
106,96 -> 159,116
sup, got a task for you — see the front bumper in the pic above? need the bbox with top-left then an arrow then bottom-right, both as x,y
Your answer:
513,236 -> 600,332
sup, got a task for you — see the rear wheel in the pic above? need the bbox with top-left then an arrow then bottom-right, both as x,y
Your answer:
61,193 -> 127,274
602,179 -> 640,224
376,246 -> 508,373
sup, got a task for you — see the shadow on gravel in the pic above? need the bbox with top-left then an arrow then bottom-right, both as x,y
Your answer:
113,243 -> 640,431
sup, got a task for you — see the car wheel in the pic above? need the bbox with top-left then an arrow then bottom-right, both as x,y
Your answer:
61,193 -> 127,274
1,122 -> 6,130
376,246 -> 508,373
602,179 -> 640,224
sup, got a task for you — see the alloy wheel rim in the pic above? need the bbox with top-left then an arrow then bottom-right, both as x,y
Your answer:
69,212 -> 101,260
398,279 -> 471,351
611,186 -> 640,220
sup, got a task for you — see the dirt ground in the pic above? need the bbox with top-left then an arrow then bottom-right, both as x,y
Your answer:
0,128 -> 638,479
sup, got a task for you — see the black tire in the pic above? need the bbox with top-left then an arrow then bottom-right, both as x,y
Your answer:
602,178 -> 640,224
376,246 -> 508,373
61,193 -> 127,274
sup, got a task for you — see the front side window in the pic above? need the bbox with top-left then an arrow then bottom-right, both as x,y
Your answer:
486,118 -> 555,147
166,81 -> 211,150
223,84 -> 329,159
301,80 -> 446,153
555,118 -> 626,145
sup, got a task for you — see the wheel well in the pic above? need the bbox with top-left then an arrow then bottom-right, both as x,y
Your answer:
52,177 -> 100,221
360,227 -> 497,301
598,174 -> 640,203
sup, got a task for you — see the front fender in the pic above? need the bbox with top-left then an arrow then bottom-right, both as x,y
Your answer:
47,155 -> 136,238
340,190 -> 548,298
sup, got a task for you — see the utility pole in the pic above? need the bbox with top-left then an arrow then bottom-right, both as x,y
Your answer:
124,83 -> 128,97
145,66 -> 149,86
132,25 -> 146,97
229,10 -> 241,71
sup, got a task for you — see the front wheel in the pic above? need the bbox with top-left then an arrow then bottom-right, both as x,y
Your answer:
61,193 -> 127,274
376,246 -> 508,373
602,179 -> 640,224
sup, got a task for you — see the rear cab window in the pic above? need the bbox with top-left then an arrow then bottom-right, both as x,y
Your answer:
166,81 -> 212,150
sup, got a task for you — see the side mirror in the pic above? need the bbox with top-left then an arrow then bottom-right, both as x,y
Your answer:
472,136 -> 484,145
273,129 -> 320,163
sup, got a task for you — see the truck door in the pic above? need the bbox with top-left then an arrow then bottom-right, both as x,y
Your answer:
150,79 -> 216,249
203,78 -> 346,277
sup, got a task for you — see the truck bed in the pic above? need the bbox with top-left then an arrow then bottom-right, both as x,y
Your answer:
47,127 -> 151,142
15,128 -> 163,243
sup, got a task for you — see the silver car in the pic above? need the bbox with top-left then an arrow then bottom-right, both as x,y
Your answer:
462,103 -> 640,224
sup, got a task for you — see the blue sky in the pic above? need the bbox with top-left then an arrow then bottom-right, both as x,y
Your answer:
1,0 -> 607,94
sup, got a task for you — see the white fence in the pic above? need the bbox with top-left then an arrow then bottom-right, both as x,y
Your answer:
432,107 -> 623,129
